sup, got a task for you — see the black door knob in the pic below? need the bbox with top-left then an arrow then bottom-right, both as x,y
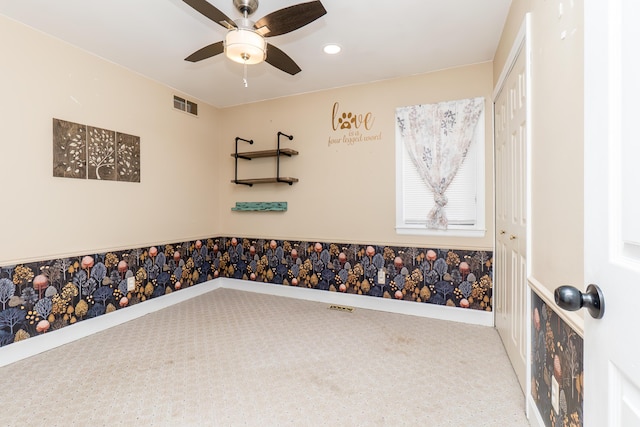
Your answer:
554,284 -> 604,319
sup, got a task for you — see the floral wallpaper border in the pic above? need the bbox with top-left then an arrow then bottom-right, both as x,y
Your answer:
531,291 -> 584,427
0,237 -> 493,349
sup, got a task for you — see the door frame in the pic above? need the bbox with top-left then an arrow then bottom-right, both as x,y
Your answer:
492,13 -> 534,421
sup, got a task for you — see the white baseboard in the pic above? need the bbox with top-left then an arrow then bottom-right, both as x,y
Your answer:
527,394 -> 545,427
0,277 -> 493,367
218,278 -> 494,326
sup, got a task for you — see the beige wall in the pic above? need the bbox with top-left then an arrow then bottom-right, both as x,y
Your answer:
218,62 -> 494,250
494,1 -> 584,303
0,15 -> 222,265
1,14 -> 496,266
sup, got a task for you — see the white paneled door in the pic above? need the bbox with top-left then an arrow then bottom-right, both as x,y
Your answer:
582,0 -> 640,425
495,40 -> 528,392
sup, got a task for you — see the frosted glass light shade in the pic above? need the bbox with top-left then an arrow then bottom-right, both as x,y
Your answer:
225,29 -> 266,65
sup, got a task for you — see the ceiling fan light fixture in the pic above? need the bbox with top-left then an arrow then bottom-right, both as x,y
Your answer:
323,44 -> 341,55
225,28 -> 266,65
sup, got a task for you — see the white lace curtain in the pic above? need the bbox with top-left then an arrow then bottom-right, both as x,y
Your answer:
396,97 -> 484,229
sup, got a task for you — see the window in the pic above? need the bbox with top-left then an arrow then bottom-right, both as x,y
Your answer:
395,98 -> 485,237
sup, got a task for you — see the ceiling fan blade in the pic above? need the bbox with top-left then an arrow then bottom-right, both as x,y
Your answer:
254,1 -> 326,37
183,0 -> 236,29
265,43 -> 301,75
185,41 -> 224,62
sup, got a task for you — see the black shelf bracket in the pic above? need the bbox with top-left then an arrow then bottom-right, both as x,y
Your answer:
234,137 -> 253,186
276,132 -> 294,184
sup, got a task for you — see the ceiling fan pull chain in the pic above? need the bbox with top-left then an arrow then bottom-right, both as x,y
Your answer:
243,61 -> 248,88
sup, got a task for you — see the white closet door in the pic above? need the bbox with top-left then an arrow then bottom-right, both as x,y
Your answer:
495,41 -> 528,392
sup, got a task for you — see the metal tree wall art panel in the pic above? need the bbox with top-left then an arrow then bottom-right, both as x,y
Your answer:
52,118 -> 140,182
116,132 -> 140,182
87,126 -> 116,181
52,118 -> 86,179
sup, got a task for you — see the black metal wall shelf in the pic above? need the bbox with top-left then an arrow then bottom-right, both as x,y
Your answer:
231,132 -> 298,187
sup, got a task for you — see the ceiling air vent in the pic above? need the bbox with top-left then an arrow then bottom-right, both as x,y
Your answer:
173,95 -> 198,116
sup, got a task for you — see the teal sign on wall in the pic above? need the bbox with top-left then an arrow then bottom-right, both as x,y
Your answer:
231,202 -> 288,212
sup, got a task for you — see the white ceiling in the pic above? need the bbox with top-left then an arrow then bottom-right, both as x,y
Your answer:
0,0 -> 512,108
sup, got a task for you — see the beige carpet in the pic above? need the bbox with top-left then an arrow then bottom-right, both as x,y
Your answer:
0,288 -> 529,426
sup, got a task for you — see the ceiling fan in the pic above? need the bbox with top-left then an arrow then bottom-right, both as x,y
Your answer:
183,0 -> 327,75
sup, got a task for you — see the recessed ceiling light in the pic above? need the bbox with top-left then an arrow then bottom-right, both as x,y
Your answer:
323,44 -> 342,55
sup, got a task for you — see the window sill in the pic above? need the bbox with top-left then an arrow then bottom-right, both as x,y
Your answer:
395,226 -> 486,238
